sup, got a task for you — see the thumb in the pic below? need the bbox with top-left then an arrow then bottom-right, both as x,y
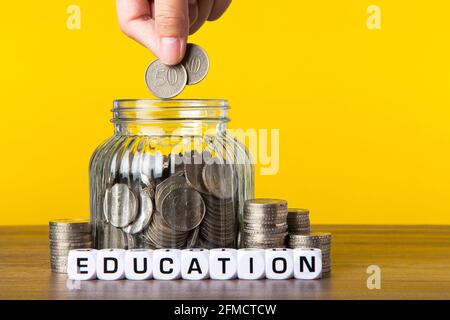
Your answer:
155,0 -> 189,65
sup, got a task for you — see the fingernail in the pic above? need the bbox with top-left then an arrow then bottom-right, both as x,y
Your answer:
160,37 -> 183,65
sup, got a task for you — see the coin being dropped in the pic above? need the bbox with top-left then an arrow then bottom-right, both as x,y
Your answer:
123,188 -> 153,234
145,60 -> 187,99
182,44 -> 209,85
103,183 -> 138,228
202,162 -> 235,199
161,187 -> 205,232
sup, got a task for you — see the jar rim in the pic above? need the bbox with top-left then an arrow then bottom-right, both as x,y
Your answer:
113,99 -> 229,111
112,99 -> 229,122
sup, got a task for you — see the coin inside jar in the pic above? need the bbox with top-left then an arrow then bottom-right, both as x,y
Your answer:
122,187 -> 153,234
160,186 -> 205,232
202,162 -> 235,199
103,183 -> 138,228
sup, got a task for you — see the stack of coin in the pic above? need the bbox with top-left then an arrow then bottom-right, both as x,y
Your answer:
200,195 -> 237,247
241,199 -> 288,249
145,43 -> 209,99
288,232 -> 332,274
287,208 -> 310,234
49,219 -> 92,273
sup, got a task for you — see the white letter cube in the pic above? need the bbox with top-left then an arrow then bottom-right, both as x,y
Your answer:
265,248 -> 294,280
293,248 -> 322,280
209,248 -> 237,280
67,249 -> 97,280
152,249 -> 181,280
125,249 -> 154,280
181,249 -> 210,280
237,248 -> 265,280
96,249 -> 125,280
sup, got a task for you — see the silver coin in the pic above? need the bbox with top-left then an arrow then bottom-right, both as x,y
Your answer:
186,226 -> 200,248
185,163 -> 210,194
161,187 -> 205,232
202,162 -> 235,199
182,43 -> 209,85
145,60 -> 187,99
97,223 -> 127,249
123,188 -> 153,234
103,183 -> 138,228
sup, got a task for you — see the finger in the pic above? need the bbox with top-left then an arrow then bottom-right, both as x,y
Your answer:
116,0 -> 159,55
189,0 -> 214,35
155,0 -> 189,65
189,0 -> 199,27
208,0 -> 232,21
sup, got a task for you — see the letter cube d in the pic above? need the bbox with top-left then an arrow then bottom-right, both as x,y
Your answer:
125,249 -> 154,280
293,248 -> 322,280
265,248 -> 294,280
209,248 -> 237,280
152,249 -> 181,280
67,249 -> 97,280
181,249 -> 210,280
96,249 -> 126,280
237,248 -> 265,280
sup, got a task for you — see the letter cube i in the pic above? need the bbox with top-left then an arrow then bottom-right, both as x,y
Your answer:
237,249 -> 265,280
153,249 -> 181,280
125,249 -> 154,280
96,249 -> 126,280
265,248 -> 294,280
181,249 -> 210,280
293,248 -> 322,280
67,249 -> 97,280
209,248 -> 237,280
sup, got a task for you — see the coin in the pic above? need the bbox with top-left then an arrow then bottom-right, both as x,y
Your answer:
241,198 -> 288,249
103,183 -> 138,228
145,60 -> 187,99
48,219 -> 93,273
161,187 -> 205,232
186,226 -> 200,248
288,232 -> 332,273
202,162 -> 235,199
123,188 -> 153,234
97,222 -> 127,249
182,44 -> 209,85
287,208 -> 310,234
185,163 -> 210,194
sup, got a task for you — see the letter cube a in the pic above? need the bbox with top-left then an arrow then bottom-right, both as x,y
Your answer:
125,249 -> 153,280
181,249 -> 210,280
293,248 -> 322,280
265,248 -> 294,280
209,248 -> 237,280
96,249 -> 126,280
152,249 -> 181,280
237,248 -> 265,280
67,249 -> 97,280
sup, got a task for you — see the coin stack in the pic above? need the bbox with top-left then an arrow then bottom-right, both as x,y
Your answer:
145,43 -> 209,99
287,208 -> 310,234
288,232 -> 332,274
49,219 -> 92,273
241,199 -> 288,249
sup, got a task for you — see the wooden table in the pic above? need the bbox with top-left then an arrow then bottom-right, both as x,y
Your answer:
0,225 -> 449,300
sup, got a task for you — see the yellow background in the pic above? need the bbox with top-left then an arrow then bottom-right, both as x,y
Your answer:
0,1 -> 449,225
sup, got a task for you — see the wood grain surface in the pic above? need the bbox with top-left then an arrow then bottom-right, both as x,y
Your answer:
0,225 -> 449,300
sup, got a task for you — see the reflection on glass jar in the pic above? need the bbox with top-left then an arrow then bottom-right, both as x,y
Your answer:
89,100 -> 254,249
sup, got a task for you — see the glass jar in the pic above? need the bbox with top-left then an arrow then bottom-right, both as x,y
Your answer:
89,99 -> 254,249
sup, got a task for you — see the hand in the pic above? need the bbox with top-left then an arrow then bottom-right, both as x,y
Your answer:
116,0 -> 232,65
